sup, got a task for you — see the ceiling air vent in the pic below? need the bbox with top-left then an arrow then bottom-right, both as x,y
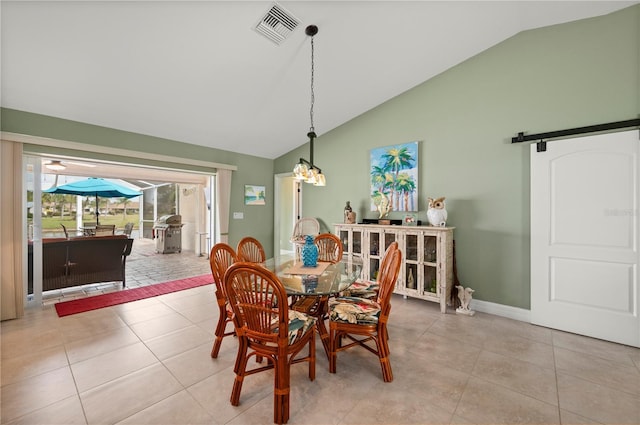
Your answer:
254,3 -> 300,45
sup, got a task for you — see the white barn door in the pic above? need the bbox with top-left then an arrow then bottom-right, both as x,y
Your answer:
531,130 -> 639,347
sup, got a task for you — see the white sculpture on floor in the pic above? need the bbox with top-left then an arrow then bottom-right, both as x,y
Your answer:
455,285 -> 475,316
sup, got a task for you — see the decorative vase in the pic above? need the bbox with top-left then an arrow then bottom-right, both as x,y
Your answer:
344,201 -> 353,223
301,235 -> 318,267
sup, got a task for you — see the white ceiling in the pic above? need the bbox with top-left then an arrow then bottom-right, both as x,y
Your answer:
2,1 -> 637,160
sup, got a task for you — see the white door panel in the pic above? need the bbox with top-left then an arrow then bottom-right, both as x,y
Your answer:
531,130 -> 639,347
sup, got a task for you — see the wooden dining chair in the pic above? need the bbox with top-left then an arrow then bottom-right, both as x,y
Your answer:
224,262 -> 316,424
314,233 -> 343,263
328,242 -> 402,382
236,236 -> 266,263
341,241 -> 399,299
209,243 -> 238,358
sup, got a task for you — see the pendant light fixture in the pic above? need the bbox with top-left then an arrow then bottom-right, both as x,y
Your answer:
293,24 -> 326,186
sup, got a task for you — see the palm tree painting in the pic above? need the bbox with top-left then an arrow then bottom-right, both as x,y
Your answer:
370,142 -> 418,212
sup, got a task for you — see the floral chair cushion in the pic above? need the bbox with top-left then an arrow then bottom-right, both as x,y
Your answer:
271,310 -> 317,345
329,296 -> 381,325
341,280 -> 379,300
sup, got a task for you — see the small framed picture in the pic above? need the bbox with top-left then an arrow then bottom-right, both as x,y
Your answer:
244,185 -> 266,205
403,214 -> 417,226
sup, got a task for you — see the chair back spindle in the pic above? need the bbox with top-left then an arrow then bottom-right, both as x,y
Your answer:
237,237 -> 266,263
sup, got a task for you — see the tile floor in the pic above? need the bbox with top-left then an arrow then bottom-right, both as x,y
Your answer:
2,240 -> 640,424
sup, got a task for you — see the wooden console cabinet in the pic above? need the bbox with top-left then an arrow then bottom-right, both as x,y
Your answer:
334,223 -> 454,313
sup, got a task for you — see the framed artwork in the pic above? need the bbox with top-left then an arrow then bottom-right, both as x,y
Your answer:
244,185 -> 266,205
370,141 -> 419,212
403,214 -> 417,226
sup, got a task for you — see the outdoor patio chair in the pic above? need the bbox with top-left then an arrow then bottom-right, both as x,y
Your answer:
122,222 -> 134,237
224,262 -> 316,424
61,224 -> 69,239
95,224 -> 115,237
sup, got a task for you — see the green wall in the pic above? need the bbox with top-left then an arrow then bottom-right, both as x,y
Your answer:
1,108 -> 276,256
275,5 -> 640,309
3,5 -> 638,309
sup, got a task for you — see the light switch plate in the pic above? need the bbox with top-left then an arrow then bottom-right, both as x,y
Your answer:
233,212 -> 244,219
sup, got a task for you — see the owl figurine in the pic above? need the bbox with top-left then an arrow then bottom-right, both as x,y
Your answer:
427,197 -> 447,227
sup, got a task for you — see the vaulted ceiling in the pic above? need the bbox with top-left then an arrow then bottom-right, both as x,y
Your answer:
2,1 -> 637,159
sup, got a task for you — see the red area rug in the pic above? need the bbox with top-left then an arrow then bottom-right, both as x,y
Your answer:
54,274 -> 213,317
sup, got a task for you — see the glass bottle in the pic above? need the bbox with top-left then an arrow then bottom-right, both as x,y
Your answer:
344,201 -> 352,223
301,235 -> 318,267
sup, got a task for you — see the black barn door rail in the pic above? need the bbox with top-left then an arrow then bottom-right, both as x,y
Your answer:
512,118 -> 640,152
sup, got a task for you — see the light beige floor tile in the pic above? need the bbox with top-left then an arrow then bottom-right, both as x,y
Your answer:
1,324 -> 64,360
163,341 -> 236,387
3,395 -> 86,425
194,316 -> 218,337
455,377 -> 560,424
80,363 -> 183,424
144,324 -> 213,360
64,325 -> 141,364
0,367 -> 78,423
450,414 -> 477,424
557,373 -> 640,424
555,346 -> 640,396
489,316 -> 554,345
116,390 -> 214,425
58,308 -> 127,343
426,314 -> 495,349
552,330 -> 637,367
393,352 -> 469,414
71,341 -> 159,392
187,366 -> 273,424
176,300 -> 218,324
159,290 -> 215,311
471,350 -> 558,405
559,409 -> 601,424
408,331 -> 482,373
481,332 -> 555,370
631,349 -> 640,370
339,380 -> 454,425
114,302 -> 178,325
1,345 -> 68,386
128,311 -> 193,341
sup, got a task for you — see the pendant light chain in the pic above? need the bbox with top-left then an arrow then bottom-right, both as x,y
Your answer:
292,25 -> 325,186
309,35 -> 315,134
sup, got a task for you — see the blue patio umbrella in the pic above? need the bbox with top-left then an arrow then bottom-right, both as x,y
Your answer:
44,177 -> 141,224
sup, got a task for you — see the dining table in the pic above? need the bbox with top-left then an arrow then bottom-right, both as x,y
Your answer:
261,253 -> 363,358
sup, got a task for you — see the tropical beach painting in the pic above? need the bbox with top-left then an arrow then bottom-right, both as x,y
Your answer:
244,185 -> 266,205
370,142 -> 418,212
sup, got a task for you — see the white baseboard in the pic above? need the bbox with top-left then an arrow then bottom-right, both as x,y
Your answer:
471,299 -> 531,323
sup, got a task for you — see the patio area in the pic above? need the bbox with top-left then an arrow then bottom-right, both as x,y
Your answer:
40,237 -> 212,306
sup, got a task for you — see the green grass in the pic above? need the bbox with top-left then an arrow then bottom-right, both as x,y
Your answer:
37,214 -> 140,230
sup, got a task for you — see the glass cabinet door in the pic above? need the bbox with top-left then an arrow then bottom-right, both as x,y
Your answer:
339,230 -> 349,253
424,234 -> 437,263
423,264 -> 437,294
352,229 -> 362,255
368,230 -> 380,256
383,232 -> 396,252
405,233 -> 418,262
